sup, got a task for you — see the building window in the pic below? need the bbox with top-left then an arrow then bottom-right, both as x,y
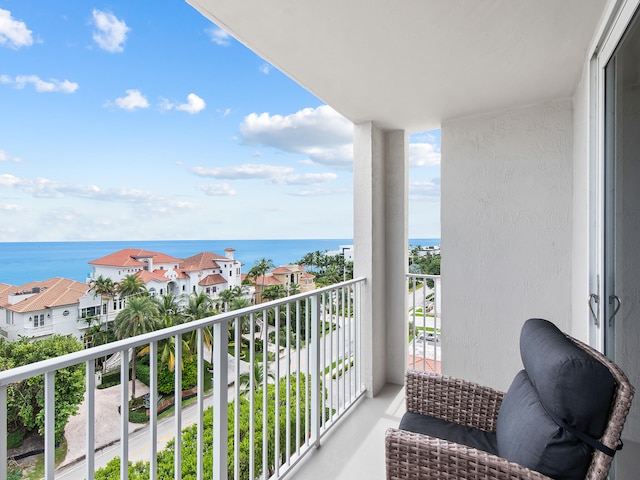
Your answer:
160,288 -> 163,295
213,286 -> 217,293
182,285 -> 186,291
34,314 -> 45,327
113,300 -> 117,311
193,286 -> 196,292
206,287 -> 210,294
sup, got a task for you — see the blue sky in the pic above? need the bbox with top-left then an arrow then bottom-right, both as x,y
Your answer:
0,1 -> 440,242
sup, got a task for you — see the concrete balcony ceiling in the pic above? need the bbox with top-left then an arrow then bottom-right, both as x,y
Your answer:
188,0 -> 606,131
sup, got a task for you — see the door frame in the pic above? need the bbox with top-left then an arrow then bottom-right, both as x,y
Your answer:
589,0 -> 640,353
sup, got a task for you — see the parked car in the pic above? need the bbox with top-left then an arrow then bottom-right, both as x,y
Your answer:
416,332 -> 439,342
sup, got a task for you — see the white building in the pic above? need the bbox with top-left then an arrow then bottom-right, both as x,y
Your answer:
88,247 -> 246,309
0,278 -> 101,341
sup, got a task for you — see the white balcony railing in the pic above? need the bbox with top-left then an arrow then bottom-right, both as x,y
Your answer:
407,274 -> 441,374
24,323 -> 55,337
0,278 -> 366,480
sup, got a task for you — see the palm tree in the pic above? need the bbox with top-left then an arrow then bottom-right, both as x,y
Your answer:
183,291 -> 215,364
238,363 -> 276,397
248,258 -> 275,304
288,283 -> 301,296
217,288 -> 235,312
114,296 -> 159,399
88,275 -> 117,324
262,284 -> 285,302
117,274 -> 147,299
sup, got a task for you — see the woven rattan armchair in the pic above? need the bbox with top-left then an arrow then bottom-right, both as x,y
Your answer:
386,320 -> 634,480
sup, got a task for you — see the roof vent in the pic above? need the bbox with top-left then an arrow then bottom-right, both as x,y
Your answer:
32,287 -> 41,294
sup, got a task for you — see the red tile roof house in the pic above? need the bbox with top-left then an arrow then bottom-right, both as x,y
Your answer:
0,277 -> 101,341
87,248 -> 246,316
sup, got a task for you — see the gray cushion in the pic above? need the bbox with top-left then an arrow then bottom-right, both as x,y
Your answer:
496,318 -> 616,480
400,411 -> 498,455
496,370 -> 592,480
520,318 -> 615,438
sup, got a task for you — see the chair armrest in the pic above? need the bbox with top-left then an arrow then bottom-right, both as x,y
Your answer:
405,370 -> 505,432
385,428 -> 552,480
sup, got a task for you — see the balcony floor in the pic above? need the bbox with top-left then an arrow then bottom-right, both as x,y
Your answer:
289,383 -> 405,480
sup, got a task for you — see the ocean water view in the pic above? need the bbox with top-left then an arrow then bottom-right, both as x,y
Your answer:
0,238 -> 440,286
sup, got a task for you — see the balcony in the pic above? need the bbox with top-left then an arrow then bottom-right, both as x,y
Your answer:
24,323 -> 55,338
0,274 -> 441,479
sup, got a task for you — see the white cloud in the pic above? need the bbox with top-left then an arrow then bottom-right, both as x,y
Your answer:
239,105 -> 354,168
272,173 -> 338,185
0,9 -> 33,49
206,27 -> 231,46
91,10 -> 130,53
216,108 -> 231,117
410,178 -> 440,199
198,183 -> 236,196
0,203 -> 23,211
176,93 -> 206,114
409,142 -> 440,167
259,64 -> 271,75
288,188 -> 348,197
0,174 -> 21,186
0,173 -> 192,211
191,164 -> 294,180
0,150 -> 23,162
110,89 -> 149,110
8,74 -> 79,93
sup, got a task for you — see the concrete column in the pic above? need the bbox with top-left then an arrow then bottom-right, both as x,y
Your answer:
354,122 -> 408,396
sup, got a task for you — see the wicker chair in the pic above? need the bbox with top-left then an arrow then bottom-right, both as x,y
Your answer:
386,320 -> 634,480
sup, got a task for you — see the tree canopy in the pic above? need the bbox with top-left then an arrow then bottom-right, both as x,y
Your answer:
0,335 -> 85,443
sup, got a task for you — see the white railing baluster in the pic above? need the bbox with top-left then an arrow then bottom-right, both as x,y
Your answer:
274,305 -> 280,477
295,300 -> 301,458
234,316 -> 241,480
249,312 -> 255,480
86,360 -> 95,480
285,301 -> 291,466
44,371 -> 55,480
262,307 -> 268,478
310,294 -> 321,448
174,335 -> 182,480
0,386 -> 6,480
196,328 -> 204,480
120,349 -> 129,480
150,341 -> 158,480
213,318 -> 228,480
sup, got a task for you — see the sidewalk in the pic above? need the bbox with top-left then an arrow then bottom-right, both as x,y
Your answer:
59,380 -> 149,469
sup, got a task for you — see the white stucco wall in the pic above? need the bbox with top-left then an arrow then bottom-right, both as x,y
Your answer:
441,99 -> 574,391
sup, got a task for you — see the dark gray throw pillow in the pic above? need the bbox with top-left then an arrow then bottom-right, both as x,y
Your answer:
496,370 -> 592,480
520,318 -> 615,438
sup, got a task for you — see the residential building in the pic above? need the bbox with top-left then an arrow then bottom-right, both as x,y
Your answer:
87,247 -> 246,311
248,264 -> 316,303
0,277 -> 101,341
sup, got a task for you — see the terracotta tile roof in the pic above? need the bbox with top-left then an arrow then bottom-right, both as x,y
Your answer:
198,274 -> 227,286
135,270 -> 170,284
272,265 -> 304,274
300,272 -> 315,279
252,274 -> 283,286
180,252 -> 230,272
88,248 -> 182,267
0,277 -> 90,313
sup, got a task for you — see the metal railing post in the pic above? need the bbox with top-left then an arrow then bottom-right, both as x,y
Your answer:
213,318 -> 228,480
44,371 -> 55,480
310,294 -> 321,448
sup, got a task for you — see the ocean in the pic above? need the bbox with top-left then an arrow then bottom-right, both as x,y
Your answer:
0,238 -> 440,286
